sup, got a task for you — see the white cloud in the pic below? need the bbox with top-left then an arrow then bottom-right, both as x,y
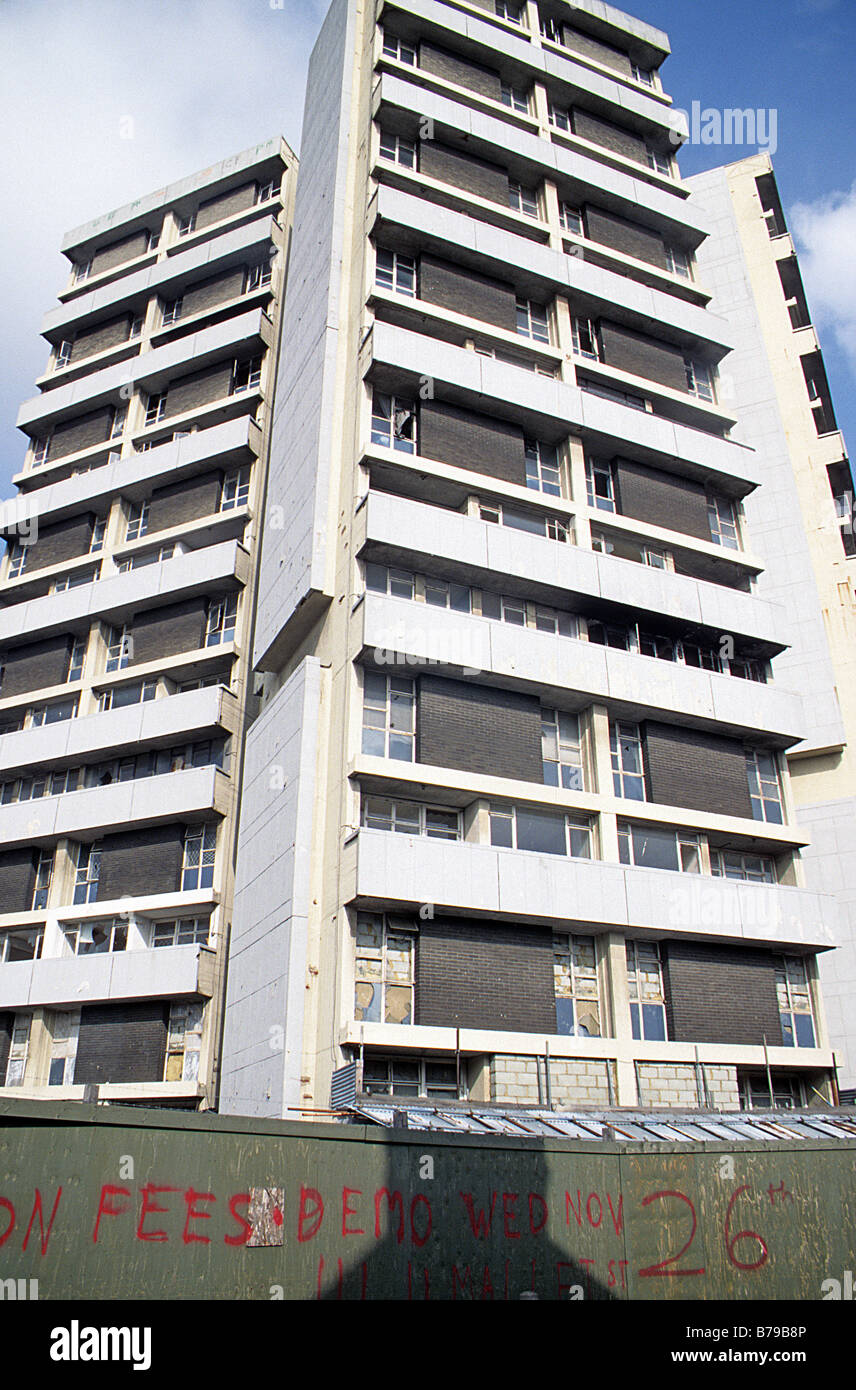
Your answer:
791,183 -> 856,378
0,0 -> 320,490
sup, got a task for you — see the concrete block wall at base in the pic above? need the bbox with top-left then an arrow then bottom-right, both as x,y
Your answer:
491,1054 -> 616,1107
636,1063 -> 740,1110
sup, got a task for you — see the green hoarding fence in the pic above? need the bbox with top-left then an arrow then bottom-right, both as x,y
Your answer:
0,1098 -> 854,1300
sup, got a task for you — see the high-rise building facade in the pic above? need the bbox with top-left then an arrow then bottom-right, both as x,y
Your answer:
220,0 -> 841,1120
0,139 -> 296,1105
688,154 -> 856,1088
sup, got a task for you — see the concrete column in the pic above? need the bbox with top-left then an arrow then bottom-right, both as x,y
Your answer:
604,932 -> 638,1105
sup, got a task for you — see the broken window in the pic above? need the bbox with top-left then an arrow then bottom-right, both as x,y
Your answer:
355,913 -> 415,1025
776,957 -> 816,1048
626,940 -> 667,1040
371,392 -> 417,452
165,1002 -> 204,1082
554,934 -> 601,1036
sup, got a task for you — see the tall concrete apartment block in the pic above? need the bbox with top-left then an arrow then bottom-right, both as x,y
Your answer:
221,0 -> 842,1119
0,139 -> 297,1105
688,155 -> 856,1087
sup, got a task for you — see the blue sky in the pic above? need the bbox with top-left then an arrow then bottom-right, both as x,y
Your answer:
0,0 -> 854,494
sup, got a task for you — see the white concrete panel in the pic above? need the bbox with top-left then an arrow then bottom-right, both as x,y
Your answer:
0,944 -> 209,1010
0,767 -> 222,846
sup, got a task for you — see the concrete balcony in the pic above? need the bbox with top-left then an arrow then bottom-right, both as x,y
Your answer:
17,310 -> 269,434
373,186 -> 729,349
0,418 -> 257,534
377,74 -> 708,243
369,320 -> 760,493
345,828 -> 839,951
44,218 -> 279,341
0,686 -> 238,777
396,0 -> 676,134
362,491 -> 789,650
358,591 -> 801,743
0,766 -> 229,848
0,943 -> 215,1011
0,538 -> 248,645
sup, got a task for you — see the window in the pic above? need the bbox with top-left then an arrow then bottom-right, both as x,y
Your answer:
126,501 -> 150,541
580,378 -> 648,412
106,626 -> 132,673
508,181 -> 539,218
31,851 -> 53,910
362,1055 -> 459,1098
371,392 -> 416,452
110,407 -> 127,439
611,722 -> 645,800
554,935 -> 600,1036
73,843 -> 101,905
75,260 -> 92,283
548,102 -> 571,133
501,82 -> 529,113
379,130 -> 417,169
362,797 -> 460,839
375,247 -> 416,298
130,316 -> 144,339
48,1012 -> 79,1087
711,851 -> 775,884
362,673 -> 415,761
89,519 -> 106,554
52,565 -> 100,592
116,544 -> 175,573
729,656 -> 767,683
746,750 -> 784,825
98,680 -> 156,711
355,913 -> 415,1024
542,710 -> 583,789
619,822 -> 701,874
572,317 -> 600,360
145,392 -> 167,426
490,805 -> 592,858
365,562 -> 415,600
626,941 -> 667,1040
531,603 -> 576,638
66,639 -> 87,683
516,299 -> 549,343
206,595 -> 238,646
64,919 -> 127,956
591,530 -> 666,568
4,1015 -> 32,1086
479,500 -> 571,544
50,769 -> 80,795
146,230 -> 160,252
647,147 -> 672,177
776,957 -> 816,1048
232,356 -> 262,394
30,698 -> 78,727
665,245 -> 691,279
685,358 -> 715,402
740,1073 -> 804,1111
707,494 -> 739,549
495,0 -> 522,22
524,439 -> 561,496
681,639 -> 723,673
585,458 -> 616,512
630,62 -> 654,86
219,468 -> 251,511
152,918 -> 211,947
56,340 -> 73,369
637,630 -> 676,663
423,577 -> 471,611
382,32 -> 416,64
178,211 -> 197,236
162,297 -> 183,326
0,929 -> 43,964
560,203 -> 583,236
8,541 -> 28,580
32,437 -> 50,465
540,15 -> 563,43
165,1002 -> 204,1082
256,180 -> 277,203
245,261 -> 272,292
182,824 -> 216,891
